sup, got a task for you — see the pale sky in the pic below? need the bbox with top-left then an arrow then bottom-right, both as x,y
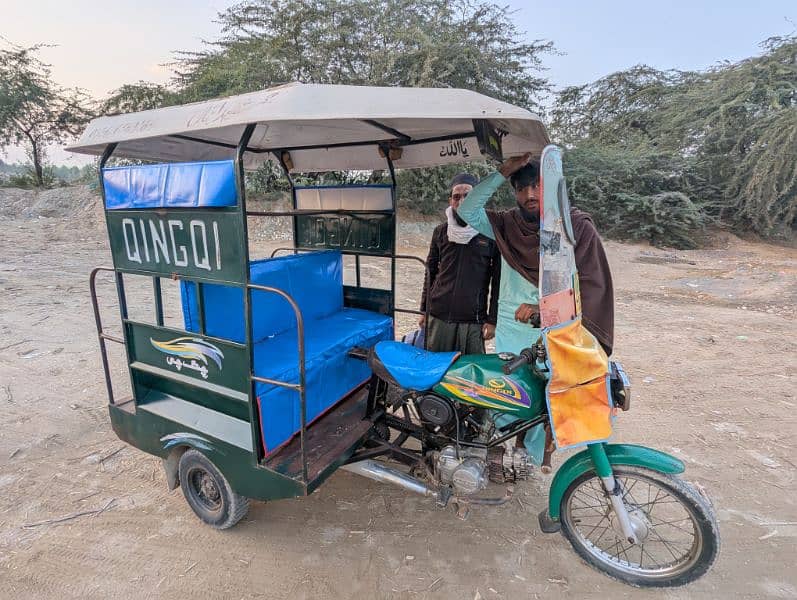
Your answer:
2,0 -> 794,164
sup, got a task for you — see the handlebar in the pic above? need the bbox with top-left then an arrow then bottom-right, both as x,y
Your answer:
502,348 -> 535,375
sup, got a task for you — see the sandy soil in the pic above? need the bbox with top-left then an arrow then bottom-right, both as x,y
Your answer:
0,187 -> 795,599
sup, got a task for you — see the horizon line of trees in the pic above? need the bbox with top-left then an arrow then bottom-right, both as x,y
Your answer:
2,0 -> 794,247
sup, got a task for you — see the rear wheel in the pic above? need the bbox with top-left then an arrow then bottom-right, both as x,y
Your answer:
560,467 -> 719,587
178,449 -> 249,529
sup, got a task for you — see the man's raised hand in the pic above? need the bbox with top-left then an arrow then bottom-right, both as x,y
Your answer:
498,152 -> 532,178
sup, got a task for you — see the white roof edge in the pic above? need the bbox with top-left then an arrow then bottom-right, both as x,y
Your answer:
66,83 -> 549,169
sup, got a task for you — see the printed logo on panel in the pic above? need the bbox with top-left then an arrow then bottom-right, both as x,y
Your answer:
150,336 -> 224,380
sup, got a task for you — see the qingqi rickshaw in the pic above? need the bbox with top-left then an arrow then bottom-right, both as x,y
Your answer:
68,83 -> 719,587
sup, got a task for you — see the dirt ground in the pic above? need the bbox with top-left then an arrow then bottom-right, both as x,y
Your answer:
1,187 -> 795,599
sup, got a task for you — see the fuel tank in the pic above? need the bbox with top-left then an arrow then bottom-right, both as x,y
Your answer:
432,354 -> 547,420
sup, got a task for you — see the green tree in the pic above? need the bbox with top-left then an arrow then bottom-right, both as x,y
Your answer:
562,144 -> 707,248
552,35 -> 797,240
0,43 -> 92,187
175,0 -> 552,110
171,0 -> 553,212
100,81 -> 177,115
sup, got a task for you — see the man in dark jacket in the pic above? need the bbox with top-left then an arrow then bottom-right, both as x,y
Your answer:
419,173 -> 501,353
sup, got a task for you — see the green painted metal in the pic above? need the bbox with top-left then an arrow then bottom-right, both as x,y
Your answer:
588,442 -> 613,478
127,321 -> 250,393
433,354 -> 546,420
131,365 -> 250,421
109,397 -> 305,501
106,209 -> 245,283
546,443 -> 686,520
95,127 -> 405,502
295,213 -> 395,255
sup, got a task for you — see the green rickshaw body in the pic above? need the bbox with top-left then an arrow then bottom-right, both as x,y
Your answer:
433,354 -> 547,420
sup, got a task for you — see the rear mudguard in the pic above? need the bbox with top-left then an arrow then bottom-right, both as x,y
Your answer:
547,444 -> 685,521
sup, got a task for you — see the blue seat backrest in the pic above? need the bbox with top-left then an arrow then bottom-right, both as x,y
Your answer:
103,160 -> 238,209
181,251 -> 343,343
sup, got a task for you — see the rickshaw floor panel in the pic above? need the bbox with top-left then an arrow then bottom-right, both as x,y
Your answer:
264,384 -> 371,485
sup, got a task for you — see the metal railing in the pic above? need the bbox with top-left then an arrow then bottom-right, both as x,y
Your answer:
246,282 -> 308,484
89,266 -> 312,483
89,267 -> 127,405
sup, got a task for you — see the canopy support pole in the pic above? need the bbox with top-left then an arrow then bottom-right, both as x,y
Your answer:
361,119 -> 411,142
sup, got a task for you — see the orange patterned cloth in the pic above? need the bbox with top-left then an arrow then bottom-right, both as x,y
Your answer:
544,317 -> 613,448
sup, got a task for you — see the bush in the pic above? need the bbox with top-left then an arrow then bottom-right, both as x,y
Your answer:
563,145 -> 707,248
1,165 -> 55,189
604,191 -> 706,248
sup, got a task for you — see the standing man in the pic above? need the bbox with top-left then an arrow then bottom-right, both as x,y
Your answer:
419,173 -> 501,354
456,154 -> 614,356
456,154 -> 614,465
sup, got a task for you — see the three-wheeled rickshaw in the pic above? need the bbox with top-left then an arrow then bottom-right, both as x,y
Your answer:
68,82 -> 718,587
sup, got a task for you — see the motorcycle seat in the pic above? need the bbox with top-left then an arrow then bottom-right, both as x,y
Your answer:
369,341 -> 460,391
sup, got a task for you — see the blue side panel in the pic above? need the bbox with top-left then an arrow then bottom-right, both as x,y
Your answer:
103,160 -> 238,209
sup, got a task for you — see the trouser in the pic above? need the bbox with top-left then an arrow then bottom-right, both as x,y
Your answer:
425,315 -> 485,354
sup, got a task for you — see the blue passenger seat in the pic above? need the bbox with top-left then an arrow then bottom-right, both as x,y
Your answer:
180,251 -> 393,454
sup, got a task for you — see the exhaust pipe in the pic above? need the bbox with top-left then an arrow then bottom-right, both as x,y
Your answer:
341,460 -> 439,500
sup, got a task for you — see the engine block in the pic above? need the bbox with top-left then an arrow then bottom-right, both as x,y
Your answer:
435,446 -> 487,496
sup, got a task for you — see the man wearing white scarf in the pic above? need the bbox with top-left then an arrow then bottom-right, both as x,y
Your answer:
444,205 -> 479,244
419,173 -> 501,354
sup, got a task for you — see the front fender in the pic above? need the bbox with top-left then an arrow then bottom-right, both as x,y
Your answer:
547,444 -> 685,520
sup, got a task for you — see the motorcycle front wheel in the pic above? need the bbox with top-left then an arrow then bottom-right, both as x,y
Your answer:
560,466 -> 719,587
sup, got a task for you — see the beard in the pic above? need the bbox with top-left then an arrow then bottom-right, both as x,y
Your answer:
516,200 -> 540,224
452,209 -> 468,227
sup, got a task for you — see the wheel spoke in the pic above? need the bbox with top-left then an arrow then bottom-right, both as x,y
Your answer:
654,516 -> 692,525
572,495 -> 603,509
584,513 -> 611,539
647,524 -> 685,562
646,488 -> 664,518
577,485 -> 605,505
637,498 -> 682,509
639,542 -> 660,567
621,477 -> 640,501
571,503 -> 610,511
590,523 -> 615,548
653,520 -> 696,537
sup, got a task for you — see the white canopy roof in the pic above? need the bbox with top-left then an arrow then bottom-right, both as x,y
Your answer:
67,82 -> 549,172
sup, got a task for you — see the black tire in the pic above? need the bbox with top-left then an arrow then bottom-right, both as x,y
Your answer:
178,449 -> 249,529
560,466 -> 719,588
